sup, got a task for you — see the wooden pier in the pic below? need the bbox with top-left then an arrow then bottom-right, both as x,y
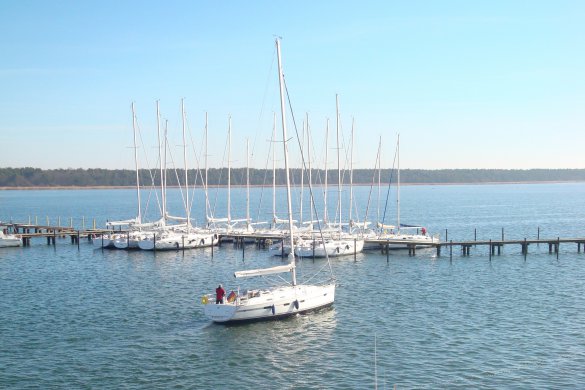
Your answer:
3,221 -> 585,260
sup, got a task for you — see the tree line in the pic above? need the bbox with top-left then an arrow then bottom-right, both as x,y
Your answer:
1,167 -> 584,188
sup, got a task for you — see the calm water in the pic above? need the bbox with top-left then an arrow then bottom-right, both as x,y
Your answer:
1,183 -> 585,389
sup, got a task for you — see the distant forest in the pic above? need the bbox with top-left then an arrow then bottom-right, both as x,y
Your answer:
1,167 -> 585,188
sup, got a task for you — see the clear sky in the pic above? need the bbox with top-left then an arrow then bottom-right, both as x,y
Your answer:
1,0 -> 583,170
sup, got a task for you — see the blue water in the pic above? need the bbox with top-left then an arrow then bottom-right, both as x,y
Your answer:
1,183 -> 585,389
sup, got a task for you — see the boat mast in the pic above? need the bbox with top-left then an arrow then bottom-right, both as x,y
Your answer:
205,112 -> 210,223
307,113 -> 313,228
131,102 -> 142,224
246,138 -> 250,228
349,117 -> 354,227
164,119 -> 169,220
156,101 -> 166,223
324,118 -> 329,225
336,94 -> 341,237
227,116 -> 232,227
272,112 -> 276,227
275,38 -> 297,286
376,136 -> 382,225
300,119 -> 305,226
181,98 -> 190,228
397,133 -> 400,233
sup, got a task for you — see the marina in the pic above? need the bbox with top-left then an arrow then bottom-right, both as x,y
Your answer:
2,183 -> 585,388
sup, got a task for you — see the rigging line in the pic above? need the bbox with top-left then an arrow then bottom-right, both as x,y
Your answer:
254,123 -> 276,224
185,113 -> 207,226
210,123 -> 229,222
136,115 -> 163,218
251,45 -> 277,161
283,77 -> 335,280
381,137 -> 399,227
362,136 -> 382,230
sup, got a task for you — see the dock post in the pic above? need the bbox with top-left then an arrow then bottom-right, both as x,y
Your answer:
58,216 -> 61,227
523,238 -> 527,260
548,243 -> 552,253
474,228 -> 477,245
82,216 -> 85,230
578,243 -> 581,253
242,239 -> 245,260
449,240 -> 452,262
501,228 -> 504,241
93,218 -> 96,230
211,240 -> 214,258
386,240 -> 389,263
436,244 -> 441,257
153,233 -> 156,253
70,217 -> 73,228
557,237 -> 560,260
53,229 -> 56,247
537,226 -> 540,245
445,229 -> 448,242
35,216 -> 38,225
313,238 -> 315,259
182,236 -> 185,253
77,231 -> 80,251
101,234 -> 104,252
354,239 -> 357,261
489,239 -> 492,261
46,216 -> 49,226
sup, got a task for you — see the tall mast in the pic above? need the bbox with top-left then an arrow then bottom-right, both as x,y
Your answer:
156,101 -> 166,222
349,117 -> 354,226
307,113 -> 313,228
336,94 -> 341,236
164,119 -> 169,219
181,98 -> 190,228
275,38 -> 297,286
246,138 -> 250,227
376,136 -> 382,225
397,134 -> 400,233
205,112 -> 209,222
299,119 -> 305,226
272,112 -> 276,226
324,118 -> 329,224
227,116 -> 232,226
131,102 -> 141,224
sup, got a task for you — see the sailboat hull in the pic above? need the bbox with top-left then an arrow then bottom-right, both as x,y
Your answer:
0,233 -> 22,248
203,283 -> 335,323
295,239 -> 364,258
138,232 -> 219,251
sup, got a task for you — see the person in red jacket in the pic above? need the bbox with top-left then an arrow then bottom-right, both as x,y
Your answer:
215,284 -> 226,304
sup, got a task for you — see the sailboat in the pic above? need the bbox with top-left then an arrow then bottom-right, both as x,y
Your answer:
295,95 -> 364,258
374,134 -> 439,248
138,99 -> 219,250
202,38 -> 335,323
0,227 -> 21,248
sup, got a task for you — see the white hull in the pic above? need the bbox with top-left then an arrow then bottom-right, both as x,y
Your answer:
138,231 -> 219,251
113,232 -> 151,249
203,283 -> 335,323
295,238 -> 364,258
268,241 -> 292,257
365,233 -> 440,250
92,234 -> 117,249
0,232 -> 22,248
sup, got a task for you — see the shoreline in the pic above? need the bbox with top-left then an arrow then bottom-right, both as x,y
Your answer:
1,180 -> 584,190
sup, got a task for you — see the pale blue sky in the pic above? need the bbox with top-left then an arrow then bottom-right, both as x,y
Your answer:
1,0 -> 583,170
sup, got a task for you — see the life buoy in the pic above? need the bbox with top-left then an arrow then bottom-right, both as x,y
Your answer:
201,295 -> 209,304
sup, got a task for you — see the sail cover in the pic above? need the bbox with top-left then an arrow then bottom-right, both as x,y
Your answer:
234,264 -> 294,278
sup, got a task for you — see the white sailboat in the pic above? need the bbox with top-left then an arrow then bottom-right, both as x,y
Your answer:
374,134 -> 439,248
0,228 -> 22,248
203,38 -> 335,323
296,95 -> 364,258
138,100 -> 219,250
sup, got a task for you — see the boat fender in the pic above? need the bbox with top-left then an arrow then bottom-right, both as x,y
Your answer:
201,295 -> 209,305
336,247 -> 340,253
271,304 -> 276,315
200,239 -> 205,245
345,245 -> 350,250
175,242 -> 179,248
294,300 -> 299,310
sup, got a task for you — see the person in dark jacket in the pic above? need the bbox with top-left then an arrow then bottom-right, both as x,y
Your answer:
215,284 -> 226,304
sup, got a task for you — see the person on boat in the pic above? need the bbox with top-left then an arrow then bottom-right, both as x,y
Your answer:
215,284 -> 226,304
421,227 -> 427,236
